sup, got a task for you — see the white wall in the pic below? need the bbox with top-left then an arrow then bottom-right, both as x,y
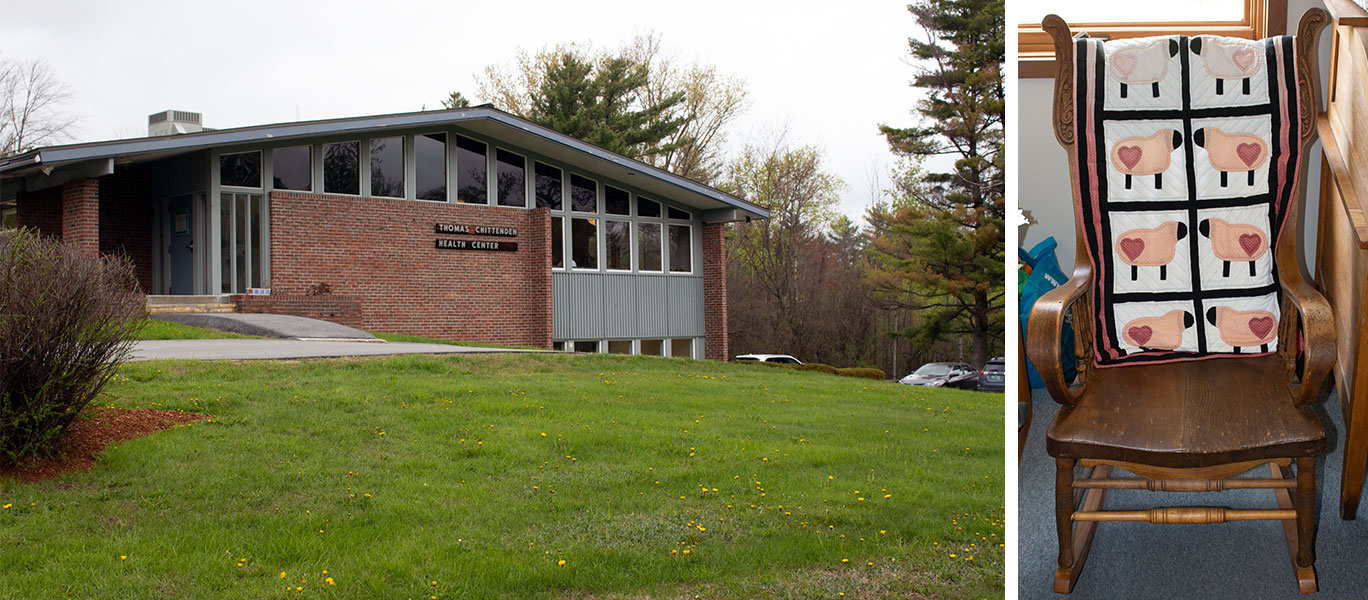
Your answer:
1018,0 -> 1332,277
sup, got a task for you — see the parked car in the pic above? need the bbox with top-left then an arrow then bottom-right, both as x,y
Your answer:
899,362 -> 978,389
977,357 -> 1006,392
734,354 -> 804,365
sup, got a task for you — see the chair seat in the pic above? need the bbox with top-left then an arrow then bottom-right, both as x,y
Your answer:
1047,355 -> 1325,468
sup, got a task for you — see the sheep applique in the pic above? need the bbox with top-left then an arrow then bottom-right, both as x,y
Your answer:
1109,39 -> 1180,99
1193,128 -> 1268,187
1199,217 -> 1268,277
1115,221 -> 1188,281
1120,309 -> 1194,352
1205,306 -> 1277,353
1111,130 -> 1184,190
1191,36 -> 1261,95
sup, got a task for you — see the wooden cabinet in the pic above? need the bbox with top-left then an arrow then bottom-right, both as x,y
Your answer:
1312,0 -> 1368,521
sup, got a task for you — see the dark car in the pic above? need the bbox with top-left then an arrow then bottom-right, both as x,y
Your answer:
899,362 -> 979,389
976,357 -> 1006,392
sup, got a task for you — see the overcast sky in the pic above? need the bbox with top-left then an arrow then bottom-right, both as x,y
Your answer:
2,1 -> 923,222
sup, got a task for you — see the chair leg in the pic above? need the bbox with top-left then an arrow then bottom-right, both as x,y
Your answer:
1297,457 -> 1316,584
1341,390 -> 1368,520
1056,458 -> 1075,572
1054,460 -> 1106,593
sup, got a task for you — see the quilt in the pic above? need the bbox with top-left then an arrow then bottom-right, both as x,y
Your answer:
1071,33 -> 1304,367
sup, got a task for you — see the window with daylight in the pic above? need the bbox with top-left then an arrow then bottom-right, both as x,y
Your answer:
220,151 -> 261,188
639,339 -> 664,356
323,141 -> 360,195
605,185 -> 630,215
668,224 -> 691,273
535,162 -> 563,209
571,218 -> 598,269
551,216 -> 564,269
1017,0 -> 1280,77
637,222 -> 662,272
605,220 -> 630,271
415,133 -> 447,201
456,135 -> 488,204
496,149 -> 527,207
370,137 -> 405,198
272,146 -> 311,191
637,197 -> 661,218
570,174 -> 597,213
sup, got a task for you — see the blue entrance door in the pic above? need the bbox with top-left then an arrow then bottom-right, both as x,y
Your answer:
168,196 -> 193,294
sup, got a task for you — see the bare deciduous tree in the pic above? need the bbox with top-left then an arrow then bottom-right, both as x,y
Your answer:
1,57 -> 78,154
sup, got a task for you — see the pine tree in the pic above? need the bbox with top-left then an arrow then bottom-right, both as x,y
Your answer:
866,0 -> 1005,367
528,53 -> 689,160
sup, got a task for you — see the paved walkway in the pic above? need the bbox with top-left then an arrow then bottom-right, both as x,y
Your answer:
152,313 -> 376,340
131,339 -> 549,361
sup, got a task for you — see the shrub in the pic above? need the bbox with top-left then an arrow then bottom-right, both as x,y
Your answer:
836,367 -> 886,380
796,363 -> 839,374
0,229 -> 144,465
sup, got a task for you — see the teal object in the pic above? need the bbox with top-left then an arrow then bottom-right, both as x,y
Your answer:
1019,237 -> 1077,389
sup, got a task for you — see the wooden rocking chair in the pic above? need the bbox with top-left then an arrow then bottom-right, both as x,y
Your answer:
1027,10 -> 1334,594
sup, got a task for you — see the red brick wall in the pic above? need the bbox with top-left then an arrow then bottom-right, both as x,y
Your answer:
61,179 -> 100,256
267,191 -> 552,347
16,186 -> 62,238
236,294 -> 364,329
702,221 -> 728,361
98,167 -> 155,293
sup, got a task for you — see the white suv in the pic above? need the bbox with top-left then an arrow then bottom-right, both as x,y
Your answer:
735,354 -> 804,365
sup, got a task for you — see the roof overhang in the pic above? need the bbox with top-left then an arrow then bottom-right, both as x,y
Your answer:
0,106 -> 768,221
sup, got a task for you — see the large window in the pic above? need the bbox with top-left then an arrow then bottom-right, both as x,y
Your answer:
496,149 -> 527,207
605,220 -> 630,271
220,192 -> 267,293
415,133 -> 447,201
1017,0 -> 1280,77
535,162 -> 563,209
607,340 -> 632,354
671,338 -> 693,359
456,135 -> 487,204
272,146 -> 311,191
571,218 -> 598,269
669,224 -> 691,273
370,137 -> 405,198
605,185 -> 630,215
551,216 -> 564,268
570,174 -> 596,213
637,222 -> 662,272
637,197 -> 661,218
324,141 -> 360,195
220,151 -> 261,188
0,201 -> 16,230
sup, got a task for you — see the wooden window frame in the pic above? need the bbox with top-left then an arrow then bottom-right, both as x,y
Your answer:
1018,0 -> 1286,78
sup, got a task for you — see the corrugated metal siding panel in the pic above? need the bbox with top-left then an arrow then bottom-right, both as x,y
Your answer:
635,276 -> 670,337
668,276 -> 705,336
553,272 -> 703,340
603,275 -> 637,338
148,151 -> 208,198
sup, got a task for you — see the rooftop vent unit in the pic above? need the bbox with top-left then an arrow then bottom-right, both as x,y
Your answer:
148,110 -> 203,136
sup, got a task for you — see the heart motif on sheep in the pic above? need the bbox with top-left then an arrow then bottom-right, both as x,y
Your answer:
1232,48 -> 1257,72
1119,238 -> 1145,261
1248,316 -> 1275,339
1128,326 -> 1153,346
1114,54 -> 1137,77
1238,233 -> 1262,256
1117,146 -> 1143,169
1236,143 -> 1262,167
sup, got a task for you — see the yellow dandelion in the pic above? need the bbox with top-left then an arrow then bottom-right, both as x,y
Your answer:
557,559 -> 566,567
326,577 -> 335,586
280,572 -> 287,579
841,558 -> 849,563
120,555 -> 127,561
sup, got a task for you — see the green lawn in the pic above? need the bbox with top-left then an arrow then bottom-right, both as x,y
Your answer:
0,353 -> 1003,599
134,319 -> 257,340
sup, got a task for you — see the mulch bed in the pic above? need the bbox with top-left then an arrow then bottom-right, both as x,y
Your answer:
0,408 -> 206,483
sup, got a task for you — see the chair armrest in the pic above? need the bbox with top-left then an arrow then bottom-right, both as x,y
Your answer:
1277,251 -> 1335,405
1026,263 -> 1093,406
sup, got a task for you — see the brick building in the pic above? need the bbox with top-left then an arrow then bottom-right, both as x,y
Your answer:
0,107 -> 766,359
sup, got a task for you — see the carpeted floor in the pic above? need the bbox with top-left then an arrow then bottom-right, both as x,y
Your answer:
1018,385 -> 1368,599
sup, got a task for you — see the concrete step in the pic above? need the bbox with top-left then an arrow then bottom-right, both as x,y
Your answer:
146,295 -> 235,306
147,304 -> 236,315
